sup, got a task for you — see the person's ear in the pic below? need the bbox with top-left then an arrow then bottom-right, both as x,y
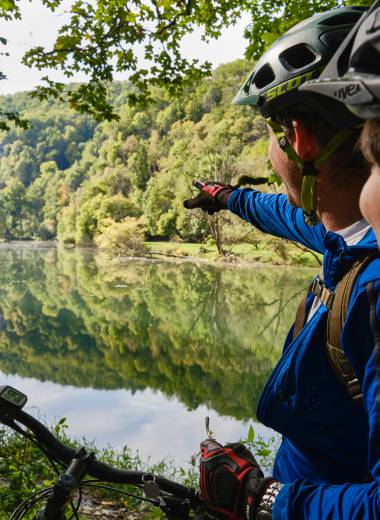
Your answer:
289,119 -> 320,161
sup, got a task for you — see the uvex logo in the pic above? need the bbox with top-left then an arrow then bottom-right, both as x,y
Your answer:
334,83 -> 361,100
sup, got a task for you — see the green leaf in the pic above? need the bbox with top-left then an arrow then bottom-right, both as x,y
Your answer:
126,12 -> 137,23
54,35 -> 78,51
267,172 -> 282,186
247,425 -> 255,443
257,449 -> 271,457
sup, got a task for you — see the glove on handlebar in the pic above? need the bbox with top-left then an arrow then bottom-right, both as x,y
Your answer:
183,181 -> 235,215
244,473 -> 280,520
199,439 -> 263,520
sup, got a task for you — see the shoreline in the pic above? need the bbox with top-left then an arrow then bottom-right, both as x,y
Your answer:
0,239 -> 321,269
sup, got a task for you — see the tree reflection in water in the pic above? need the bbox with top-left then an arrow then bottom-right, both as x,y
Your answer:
0,246 -> 314,420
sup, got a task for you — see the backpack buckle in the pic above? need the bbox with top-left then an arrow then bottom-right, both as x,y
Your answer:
347,378 -> 363,404
310,277 -> 335,309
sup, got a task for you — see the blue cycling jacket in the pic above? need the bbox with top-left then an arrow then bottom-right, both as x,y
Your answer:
228,189 -> 380,519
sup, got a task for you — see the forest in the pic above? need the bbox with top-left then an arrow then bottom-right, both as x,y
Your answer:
0,60 -> 283,257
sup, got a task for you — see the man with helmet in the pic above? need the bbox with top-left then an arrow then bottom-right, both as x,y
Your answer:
184,5 -> 380,520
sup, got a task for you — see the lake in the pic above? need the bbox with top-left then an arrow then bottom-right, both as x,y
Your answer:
0,243 -> 314,467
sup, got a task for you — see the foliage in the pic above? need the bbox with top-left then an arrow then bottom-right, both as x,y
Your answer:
0,418 -> 73,517
0,4 -> 31,130
244,0 -> 370,61
95,217 -> 147,255
0,61 -> 278,257
239,424 -> 280,473
0,61 -> 320,265
1,0 -> 372,122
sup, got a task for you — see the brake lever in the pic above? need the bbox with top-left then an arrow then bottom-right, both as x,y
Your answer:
160,493 -> 192,520
159,486 -> 205,520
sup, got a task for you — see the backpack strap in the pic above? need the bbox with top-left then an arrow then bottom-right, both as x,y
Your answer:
293,288 -> 310,338
293,266 -> 324,338
293,253 -> 377,403
326,254 -> 377,403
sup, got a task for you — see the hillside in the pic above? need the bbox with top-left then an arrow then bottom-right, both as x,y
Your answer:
0,61 -> 311,264
0,63 -> 261,229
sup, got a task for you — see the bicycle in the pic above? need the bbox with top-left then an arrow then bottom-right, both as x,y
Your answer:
0,385 -> 205,520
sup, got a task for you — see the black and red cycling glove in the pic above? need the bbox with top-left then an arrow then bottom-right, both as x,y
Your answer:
183,181 -> 235,215
199,439 -> 280,520
199,439 -> 260,520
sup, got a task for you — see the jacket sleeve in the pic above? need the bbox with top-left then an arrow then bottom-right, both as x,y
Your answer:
227,189 -> 326,254
272,282 -> 380,520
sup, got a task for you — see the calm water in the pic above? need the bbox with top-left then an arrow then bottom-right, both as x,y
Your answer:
0,243 -> 314,466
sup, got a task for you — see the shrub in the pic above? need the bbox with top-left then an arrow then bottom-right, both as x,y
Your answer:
95,217 -> 147,255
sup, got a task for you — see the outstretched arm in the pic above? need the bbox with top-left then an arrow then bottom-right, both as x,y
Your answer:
183,183 -> 326,253
227,189 -> 326,254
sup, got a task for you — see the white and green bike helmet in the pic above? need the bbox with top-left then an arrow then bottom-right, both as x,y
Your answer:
233,6 -> 366,224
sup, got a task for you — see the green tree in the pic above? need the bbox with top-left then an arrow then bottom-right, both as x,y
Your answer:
127,142 -> 151,190
57,203 -> 77,244
1,179 -> 27,237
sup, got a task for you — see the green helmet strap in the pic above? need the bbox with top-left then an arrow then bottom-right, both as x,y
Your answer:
301,127 -> 355,223
313,128 -> 354,168
266,118 -> 303,169
266,118 -> 355,226
300,168 -> 318,225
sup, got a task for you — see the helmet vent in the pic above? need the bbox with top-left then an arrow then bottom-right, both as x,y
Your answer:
352,43 -> 380,75
252,64 -> 275,89
280,44 -> 317,70
323,12 -> 362,27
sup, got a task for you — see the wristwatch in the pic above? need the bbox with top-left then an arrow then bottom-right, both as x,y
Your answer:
255,481 -> 283,519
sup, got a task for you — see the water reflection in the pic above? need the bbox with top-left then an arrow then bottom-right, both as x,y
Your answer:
0,245 -> 314,422
0,371 -> 272,465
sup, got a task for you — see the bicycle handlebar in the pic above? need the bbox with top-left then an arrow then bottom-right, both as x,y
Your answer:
1,404 -> 197,502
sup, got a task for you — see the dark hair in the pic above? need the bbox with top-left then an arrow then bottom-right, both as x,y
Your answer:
360,119 -> 380,167
273,109 -> 369,182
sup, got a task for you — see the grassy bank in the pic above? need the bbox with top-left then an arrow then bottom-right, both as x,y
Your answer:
0,239 -> 322,268
145,241 -> 322,268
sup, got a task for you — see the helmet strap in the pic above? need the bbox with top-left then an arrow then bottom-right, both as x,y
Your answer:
300,161 -> 318,225
266,118 -> 355,226
266,118 -> 303,169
